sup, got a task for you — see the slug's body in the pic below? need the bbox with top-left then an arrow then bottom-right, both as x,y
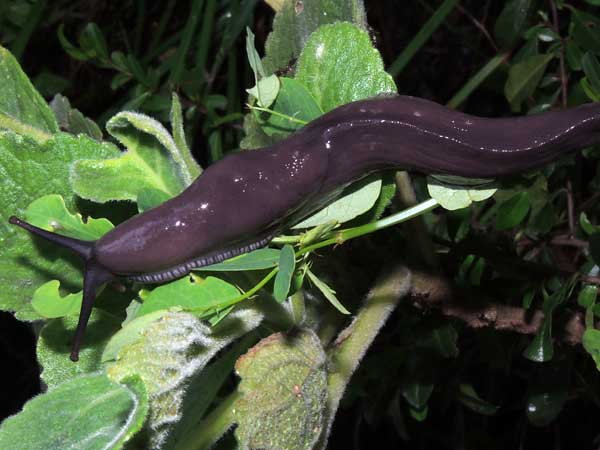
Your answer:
10,95 -> 600,361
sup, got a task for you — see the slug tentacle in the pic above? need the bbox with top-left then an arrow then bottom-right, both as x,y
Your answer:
10,95 -> 600,361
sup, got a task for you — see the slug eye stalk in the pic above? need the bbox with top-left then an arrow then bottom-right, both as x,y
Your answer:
9,216 -> 114,362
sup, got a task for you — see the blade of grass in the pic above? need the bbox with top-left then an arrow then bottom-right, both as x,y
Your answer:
146,0 -> 177,59
10,0 -> 47,60
446,52 -> 510,109
388,0 -> 459,77
169,0 -> 205,86
195,0 -> 217,85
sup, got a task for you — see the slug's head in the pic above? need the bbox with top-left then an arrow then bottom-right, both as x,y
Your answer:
9,216 -> 114,362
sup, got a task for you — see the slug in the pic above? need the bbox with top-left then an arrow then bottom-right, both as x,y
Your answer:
9,95 -> 600,361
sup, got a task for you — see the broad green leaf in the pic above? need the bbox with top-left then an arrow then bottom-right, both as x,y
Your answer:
136,187 -> 171,212
306,269 -> 350,314
37,309 -> 121,388
0,373 -> 148,450
261,77 -> 322,136
262,0 -> 367,74
71,111 -> 191,203
427,177 -> 497,211
293,175 -> 382,228
107,310 -> 263,448
50,94 -> 102,140
0,132 -> 119,320
578,285 -> 598,308
31,280 -> 81,318
526,366 -> 569,426
494,0 -> 533,49
505,53 -> 554,111
583,329 -> 600,370
199,248 -> 281,271
0,45 -> 58,141
495,192 -> 530,230
137,274 -> 241,316
235,329 -> 328,450
296,22 -> 396,112
457,384 -> 499,416
523,284 -> 571,362
274,244 -> 296,302
571,8 -> 600,53
25,194 -> 113,240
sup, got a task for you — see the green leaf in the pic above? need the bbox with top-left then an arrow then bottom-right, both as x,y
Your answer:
525,365 -> 569,426
523,284 -> 571,362
571,8 -> 600,54
235,329 -> 328,450
306,269 -> 350,314
274,244 -> 296,302
427,177 -> 497,211
72,111 -> 191,202
79,22 -> 109,61
0,45 -> 58,141
31,280 -> 81,318
261,77 -> 322,137
402,381 -> 434,410
296,22 -> 396,112
37,309 -> 121,388
199,248 -> 282,272
107,310 -> 263,448
247,74 -> 281,108
582,212 -> 600,235
170,93 -> 201,179
137,274 -> 241,316
581,52 -> 600,100
457,384 -> 499,416
25,194 -> 113,240
0,132 -> 119,320
262,0 -> 367,74
0,373 -> 148,450
495,192 -> 530,230
504,53 -> 554,111
57,24 -> 90,61
583,329 -> 600,370
293,175 -> 382,228
136,187 -> 171,212
578,285 -> 598,309
50,94 -> 103,140
494,0 -> 533,49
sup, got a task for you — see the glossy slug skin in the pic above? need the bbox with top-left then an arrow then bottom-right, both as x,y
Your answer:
9,95 -> 600,360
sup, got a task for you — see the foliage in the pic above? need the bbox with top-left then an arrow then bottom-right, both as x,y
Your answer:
1,0 -> 600,449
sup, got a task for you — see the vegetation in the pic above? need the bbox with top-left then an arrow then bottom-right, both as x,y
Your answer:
1,0 -> 600,448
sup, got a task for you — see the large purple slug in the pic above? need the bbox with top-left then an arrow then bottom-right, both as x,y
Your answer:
9,95 -> 600,360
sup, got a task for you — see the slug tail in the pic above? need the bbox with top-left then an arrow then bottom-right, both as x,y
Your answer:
70,262 -> 114,362
9,216 -> 95,260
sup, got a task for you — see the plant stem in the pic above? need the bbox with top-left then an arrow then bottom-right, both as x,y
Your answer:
299,197 -> 439,256
177,390 -> 241,450
316,265 -> 413,449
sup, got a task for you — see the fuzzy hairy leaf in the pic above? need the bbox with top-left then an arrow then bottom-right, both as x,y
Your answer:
107,309 -> 263,449
235,329 -> 327,450
0,132 -> 119,320
0,373 -> 148,450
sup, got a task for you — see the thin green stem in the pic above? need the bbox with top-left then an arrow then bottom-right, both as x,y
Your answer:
446,52 -> 510,109
248,105 -> 309,125
177,390 -> 241,450
316,265 -> 412,449
169,0 -> 205,86
388,0 -> 459,77
298,198 -> 439,256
